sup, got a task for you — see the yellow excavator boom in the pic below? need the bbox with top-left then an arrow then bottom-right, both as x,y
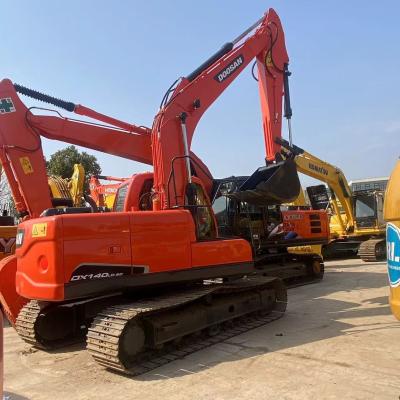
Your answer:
290,149 -> 354,235
277,138 -> 386,261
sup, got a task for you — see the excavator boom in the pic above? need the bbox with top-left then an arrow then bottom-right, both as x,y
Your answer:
150,8 -> 293,208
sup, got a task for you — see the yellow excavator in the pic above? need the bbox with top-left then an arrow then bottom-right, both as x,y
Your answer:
278,138 -> 386,261
47,164 -> 85,208
0,163 -> 85,261
384,159 -> 400,319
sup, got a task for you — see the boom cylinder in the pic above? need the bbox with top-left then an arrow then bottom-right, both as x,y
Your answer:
179,113 -> 192,184
14,83 -> 151,135
186,15 -> 264,82
283,64 -> 293,146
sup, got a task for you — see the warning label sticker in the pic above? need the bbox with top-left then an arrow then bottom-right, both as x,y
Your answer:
32,223 -> 47,238
19,157 -> 34,175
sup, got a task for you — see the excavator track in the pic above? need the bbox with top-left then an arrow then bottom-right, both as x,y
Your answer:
15,301 -> 42,347
14,258 -> 317,352
358,238 -> 386,262
257,255 -> 324,288
15,297 -> 107,349
87,276 -> 286,375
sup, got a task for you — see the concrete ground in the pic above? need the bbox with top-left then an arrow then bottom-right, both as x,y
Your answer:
3,259 -> 400,400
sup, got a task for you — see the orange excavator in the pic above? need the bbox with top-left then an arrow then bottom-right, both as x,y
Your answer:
89,175 -> 128,209
0,8 -> 328,375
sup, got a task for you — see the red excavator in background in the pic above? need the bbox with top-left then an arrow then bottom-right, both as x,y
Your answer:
0,8 -> 328,375
89,175 -> 128,209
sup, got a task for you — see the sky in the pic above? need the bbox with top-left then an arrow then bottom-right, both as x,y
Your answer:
2,1 -> 400,187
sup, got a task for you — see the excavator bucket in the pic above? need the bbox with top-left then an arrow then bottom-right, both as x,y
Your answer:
230,159 -> 300,205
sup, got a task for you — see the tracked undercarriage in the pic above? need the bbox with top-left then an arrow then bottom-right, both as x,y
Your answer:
87,276 -> 286,375
16,276 -> 286,375
15,254 -> 322,376
357,238 -> 386,262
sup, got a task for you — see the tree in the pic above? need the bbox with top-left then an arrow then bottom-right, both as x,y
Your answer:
46,146 -> 102,191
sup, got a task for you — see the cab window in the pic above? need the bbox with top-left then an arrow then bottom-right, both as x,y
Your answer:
114,184 -> 128,212
188,183 -> 216,240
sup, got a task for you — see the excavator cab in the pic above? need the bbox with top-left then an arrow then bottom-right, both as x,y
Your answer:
212,169 -> 328,256
212,189 -> 282,247
306,185 -> 331,211
354,190 -> 385,229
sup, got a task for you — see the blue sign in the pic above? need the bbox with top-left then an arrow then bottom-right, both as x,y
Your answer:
387,223 -> 400,287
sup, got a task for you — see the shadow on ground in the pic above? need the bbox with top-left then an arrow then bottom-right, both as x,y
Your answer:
133,267 -> 396,381
325,261 -> 386,269
3,391 -> 31,400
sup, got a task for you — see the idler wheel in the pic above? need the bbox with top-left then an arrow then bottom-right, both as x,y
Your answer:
119,321 -> 146,368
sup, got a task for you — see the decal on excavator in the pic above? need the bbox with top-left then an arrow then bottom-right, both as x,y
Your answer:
214,55 -> 244,83
0,97 -> 15,114
19,157 -> 34,175
71,272 -> 125,281
69,264 -> 143,281
31,223 -> 47,238
265,51 -> 273,68
0,238 -> 15,254
387,223 -> 400,287
283,214 -> 303,220
308,163 -> 328,176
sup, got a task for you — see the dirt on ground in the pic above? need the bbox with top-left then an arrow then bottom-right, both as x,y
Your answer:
3,259 -> 400,400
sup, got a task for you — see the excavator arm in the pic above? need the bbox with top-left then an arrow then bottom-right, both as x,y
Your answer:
0,79 -> 216,217
150,8 -> 291,208
0,79 -> 153,217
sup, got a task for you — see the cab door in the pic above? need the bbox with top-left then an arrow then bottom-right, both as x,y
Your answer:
376,192 -> 385,228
